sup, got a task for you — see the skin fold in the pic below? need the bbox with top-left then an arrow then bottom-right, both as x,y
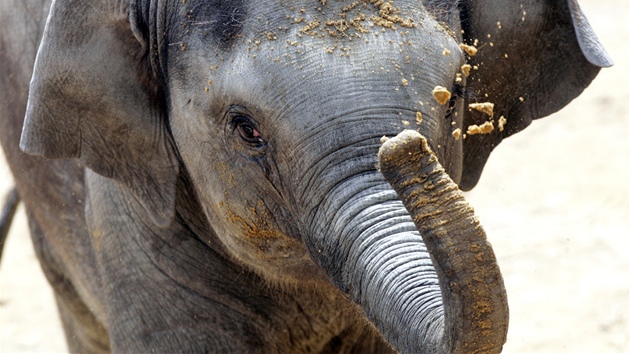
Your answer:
0,0 -> 610,352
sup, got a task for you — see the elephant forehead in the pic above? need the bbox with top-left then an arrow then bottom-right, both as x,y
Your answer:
235,0 -> 457,36
180,0 -> 463,76
218,28 -> 462,126
168,1 -> 463,137
233,0 -> 461,62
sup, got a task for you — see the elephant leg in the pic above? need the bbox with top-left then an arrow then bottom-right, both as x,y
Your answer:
27,213 -> 110,353
53,290 -> 110,354
0,188 -> 20,263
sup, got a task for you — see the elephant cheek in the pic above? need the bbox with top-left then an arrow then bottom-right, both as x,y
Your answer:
208,199 -> 325,283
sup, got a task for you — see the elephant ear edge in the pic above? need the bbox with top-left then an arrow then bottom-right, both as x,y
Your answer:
458,0 -> 612,191
20,0 -> 179,227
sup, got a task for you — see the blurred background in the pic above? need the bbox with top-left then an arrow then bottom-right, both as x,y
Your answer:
1,0 -> 628,352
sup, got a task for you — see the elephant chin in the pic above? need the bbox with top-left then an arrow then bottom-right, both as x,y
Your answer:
306,130 -> 508,353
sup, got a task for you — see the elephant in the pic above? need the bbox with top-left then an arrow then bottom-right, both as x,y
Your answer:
0,188 -> 19,261
0,0 -> 611,352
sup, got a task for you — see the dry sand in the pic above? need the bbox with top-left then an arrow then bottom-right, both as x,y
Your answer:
1,0 -> 628,352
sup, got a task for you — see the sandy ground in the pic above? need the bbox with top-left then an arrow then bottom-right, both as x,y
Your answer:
1,0 -> 628,352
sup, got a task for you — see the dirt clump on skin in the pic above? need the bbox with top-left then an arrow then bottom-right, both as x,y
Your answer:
298,0 -> 417,38
459,43 -> 478,56
416,111 -> 423,125
467,121 -> 494,135
469,102 -> 495,117
497,116 -> 507,132
461,64 -> 472,77
247,1 -> 425,59
432,86 -> 451,105
452,128 -> 462,140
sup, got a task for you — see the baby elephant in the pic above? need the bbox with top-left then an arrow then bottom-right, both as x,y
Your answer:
0,0 -> 610,352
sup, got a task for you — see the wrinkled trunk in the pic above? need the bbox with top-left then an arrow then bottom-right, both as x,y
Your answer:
378,130 -> 509,353
305,130 -> 508,353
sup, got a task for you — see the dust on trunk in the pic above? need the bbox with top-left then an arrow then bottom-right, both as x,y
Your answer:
378,130 -> 509,354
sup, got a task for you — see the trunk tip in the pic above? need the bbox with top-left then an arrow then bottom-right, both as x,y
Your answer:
378,130 -> 433,171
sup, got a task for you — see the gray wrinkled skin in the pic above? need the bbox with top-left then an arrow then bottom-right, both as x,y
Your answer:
0,0 -> 609,352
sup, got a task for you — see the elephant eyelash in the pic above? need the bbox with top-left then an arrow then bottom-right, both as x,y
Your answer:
452,83 -> 466,99
445,83 -> 466,117
231,115 -> 267,147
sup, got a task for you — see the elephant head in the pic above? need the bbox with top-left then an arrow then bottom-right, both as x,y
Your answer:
19,0 -> 610,352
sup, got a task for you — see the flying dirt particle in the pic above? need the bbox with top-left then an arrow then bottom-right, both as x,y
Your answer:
401,78 -> 409,86
380,136 -> 389,144
467,121 -> 494,135
416,111 -> 423,125
460,43 -> 477,56
432,86 -> 451,105
455,73 -> 463,83
497,21 -> 502,29
461,64 -> 472,77
452,128 -> 462,140
519,97 -> 525,102
469,102 -> 494,116
443,48 -> 451,56
402,120 -> 410,126
497,116 -> 507,132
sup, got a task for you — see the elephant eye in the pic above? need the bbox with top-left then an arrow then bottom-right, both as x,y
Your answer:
233,116 -> 265,145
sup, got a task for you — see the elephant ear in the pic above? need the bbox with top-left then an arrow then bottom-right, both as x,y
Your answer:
458,0 -> 612,190
20,1 -> 179,227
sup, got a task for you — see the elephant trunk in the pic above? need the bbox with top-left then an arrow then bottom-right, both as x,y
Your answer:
303,130 -> 507,353
378,130 -> 509,353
